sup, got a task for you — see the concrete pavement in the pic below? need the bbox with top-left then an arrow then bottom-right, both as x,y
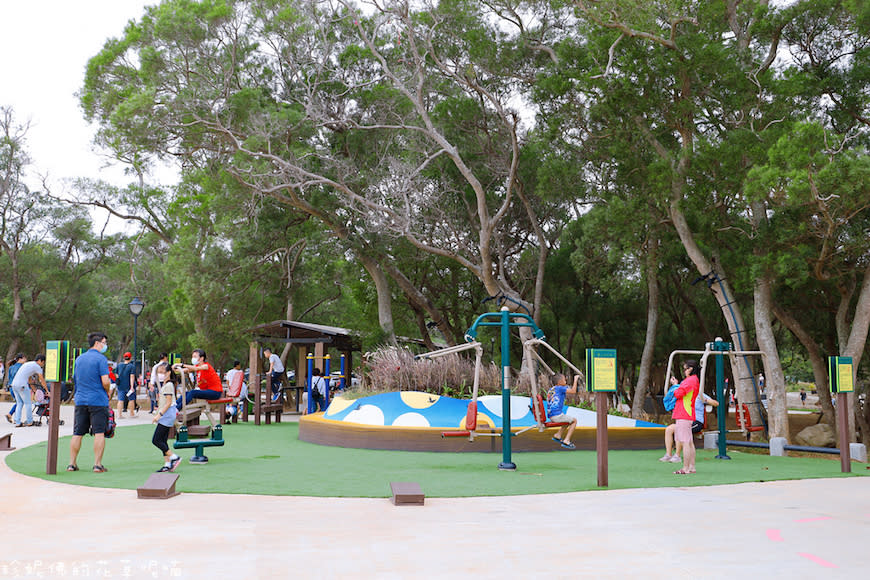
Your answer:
1,405 -> 868,578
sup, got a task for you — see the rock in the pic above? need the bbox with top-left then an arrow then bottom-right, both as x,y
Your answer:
795,423 -> 836,448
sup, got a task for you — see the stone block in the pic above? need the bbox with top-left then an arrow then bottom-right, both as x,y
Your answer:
703,432 -> 718,450
849,443 -> 867,463
769,437 -> 787,457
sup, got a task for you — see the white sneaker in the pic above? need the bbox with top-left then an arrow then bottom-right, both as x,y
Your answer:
669,455 -> 682,463
658,455 -> 672,462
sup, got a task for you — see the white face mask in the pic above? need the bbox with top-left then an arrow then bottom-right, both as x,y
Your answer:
156,374 -> 167,382
191,357 -> 200,365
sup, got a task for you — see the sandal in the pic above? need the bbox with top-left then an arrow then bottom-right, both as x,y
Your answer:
93,465 -> 108,473
673,468 -> 694,475
560,441 -> 576,450
551,436 -> 563,444
66,464 -> 79,472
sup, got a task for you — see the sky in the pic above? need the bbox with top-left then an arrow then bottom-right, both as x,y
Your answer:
0,1 -> 162,194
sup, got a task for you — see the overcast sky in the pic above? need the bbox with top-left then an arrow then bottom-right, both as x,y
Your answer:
0,1 -> 160,193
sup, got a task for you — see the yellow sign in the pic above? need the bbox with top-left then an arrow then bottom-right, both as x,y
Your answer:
586,349 -> 617,392
829,356 -> 854,393
45,340 -> 70,382
837,361 -> 854,393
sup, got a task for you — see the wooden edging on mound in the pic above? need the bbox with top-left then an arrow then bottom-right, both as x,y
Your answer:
298,414 -> 664,452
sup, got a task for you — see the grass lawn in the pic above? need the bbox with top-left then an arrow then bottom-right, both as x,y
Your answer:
5,422 -> 866,498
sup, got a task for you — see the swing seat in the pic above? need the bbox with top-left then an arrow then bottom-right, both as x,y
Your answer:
441,401 -> 477,438
532,395 -> 572,428
735,403 -> 764,433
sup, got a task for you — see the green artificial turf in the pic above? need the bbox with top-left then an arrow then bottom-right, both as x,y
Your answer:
5,422 -> 866,497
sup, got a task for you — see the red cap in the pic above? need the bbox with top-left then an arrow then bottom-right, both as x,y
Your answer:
123,352 -> 132,359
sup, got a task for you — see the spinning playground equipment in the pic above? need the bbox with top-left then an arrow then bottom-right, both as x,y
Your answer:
419,307 -> 587,471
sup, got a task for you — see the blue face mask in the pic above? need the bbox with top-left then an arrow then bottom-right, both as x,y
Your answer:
99,343 -> 108,354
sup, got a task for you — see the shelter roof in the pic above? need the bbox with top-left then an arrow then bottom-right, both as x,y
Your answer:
246,320 -> 362,351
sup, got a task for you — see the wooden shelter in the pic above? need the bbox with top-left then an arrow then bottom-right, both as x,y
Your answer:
245,320 -> 362,423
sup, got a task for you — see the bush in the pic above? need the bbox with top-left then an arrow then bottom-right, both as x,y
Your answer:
353,346 -> 502,397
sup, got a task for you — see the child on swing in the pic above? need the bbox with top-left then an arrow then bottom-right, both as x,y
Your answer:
547,373 -> 579,449
151,362 -> 181,472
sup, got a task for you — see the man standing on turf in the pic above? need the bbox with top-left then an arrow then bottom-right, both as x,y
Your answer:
68,332 -> 112,473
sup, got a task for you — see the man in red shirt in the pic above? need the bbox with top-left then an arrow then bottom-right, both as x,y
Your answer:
173,349 -> 223,411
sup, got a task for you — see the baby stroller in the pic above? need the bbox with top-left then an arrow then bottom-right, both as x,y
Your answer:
32,385 -> 64,427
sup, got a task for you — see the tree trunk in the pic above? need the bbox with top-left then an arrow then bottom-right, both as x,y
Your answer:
754,273 -> 788,439
632,235 -> 660,419
669,202 -> 762,426
380,261 -> 456,346
357,253 -> 396,345
841,263 -> 870,443
771,302 -> 836,424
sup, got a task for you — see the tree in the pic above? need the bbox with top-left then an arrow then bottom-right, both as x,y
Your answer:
79,0 -> 576,356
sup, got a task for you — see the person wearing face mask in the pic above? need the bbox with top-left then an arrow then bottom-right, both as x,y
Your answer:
150,362 -> 181,472
68,332 -> 112,473
173,349 -> 223,411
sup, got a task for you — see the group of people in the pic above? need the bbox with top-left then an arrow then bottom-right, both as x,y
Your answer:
3,336 -> 316,474
3,353 -> 48,427
659,359 -> 712,475
65,335 -> 231,473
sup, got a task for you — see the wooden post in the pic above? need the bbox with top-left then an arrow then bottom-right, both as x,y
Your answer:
46,382 -> 61,475
596,391 -> 608,487
837,392 -> 851,473
249,341 -> 260,426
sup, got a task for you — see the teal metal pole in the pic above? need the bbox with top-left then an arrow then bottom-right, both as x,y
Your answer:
714,339 -> 731,460
498,307 -> 516,471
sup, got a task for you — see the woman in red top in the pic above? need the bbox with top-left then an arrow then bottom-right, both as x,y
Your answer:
670,359 -> 700,475
174,349 -> 223,411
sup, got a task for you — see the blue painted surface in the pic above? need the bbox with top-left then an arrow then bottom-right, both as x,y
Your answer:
323,391 -> 662,429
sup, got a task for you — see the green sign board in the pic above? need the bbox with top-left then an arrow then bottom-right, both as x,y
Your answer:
828,356 -> 854,393
45,340 -> 71,382
169,353 -> 184,366
586,349 -> 617,392
70,347 -> 85,378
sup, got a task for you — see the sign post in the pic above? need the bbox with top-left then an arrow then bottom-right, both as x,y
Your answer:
587,348 -> 617,487
829,356 -> 853,473
44,340 -> 71,475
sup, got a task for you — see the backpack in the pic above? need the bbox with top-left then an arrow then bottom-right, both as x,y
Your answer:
663,384 -> 678,412
105,408 -> 116,438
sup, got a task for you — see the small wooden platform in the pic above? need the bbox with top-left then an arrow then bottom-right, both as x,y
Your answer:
137,472 -> 181,499
390,481 -> 424,506
0,433 -> 14,451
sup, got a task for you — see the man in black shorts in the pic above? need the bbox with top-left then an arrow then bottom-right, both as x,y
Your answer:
68,332 -> 112,473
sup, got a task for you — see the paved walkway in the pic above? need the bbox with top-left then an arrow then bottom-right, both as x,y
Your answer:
1,405 -> 868,579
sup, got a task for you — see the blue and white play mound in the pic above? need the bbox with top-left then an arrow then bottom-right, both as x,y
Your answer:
323,391 -> 662,429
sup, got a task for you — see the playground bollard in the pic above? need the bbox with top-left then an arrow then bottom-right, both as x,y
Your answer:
703,432 -> 718,450
769,437 -> 787,457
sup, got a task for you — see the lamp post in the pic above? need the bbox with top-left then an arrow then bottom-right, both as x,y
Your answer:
129,297 -> 145,391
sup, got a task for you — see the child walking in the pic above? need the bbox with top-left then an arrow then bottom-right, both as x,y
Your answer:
151,362 -> 181,472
